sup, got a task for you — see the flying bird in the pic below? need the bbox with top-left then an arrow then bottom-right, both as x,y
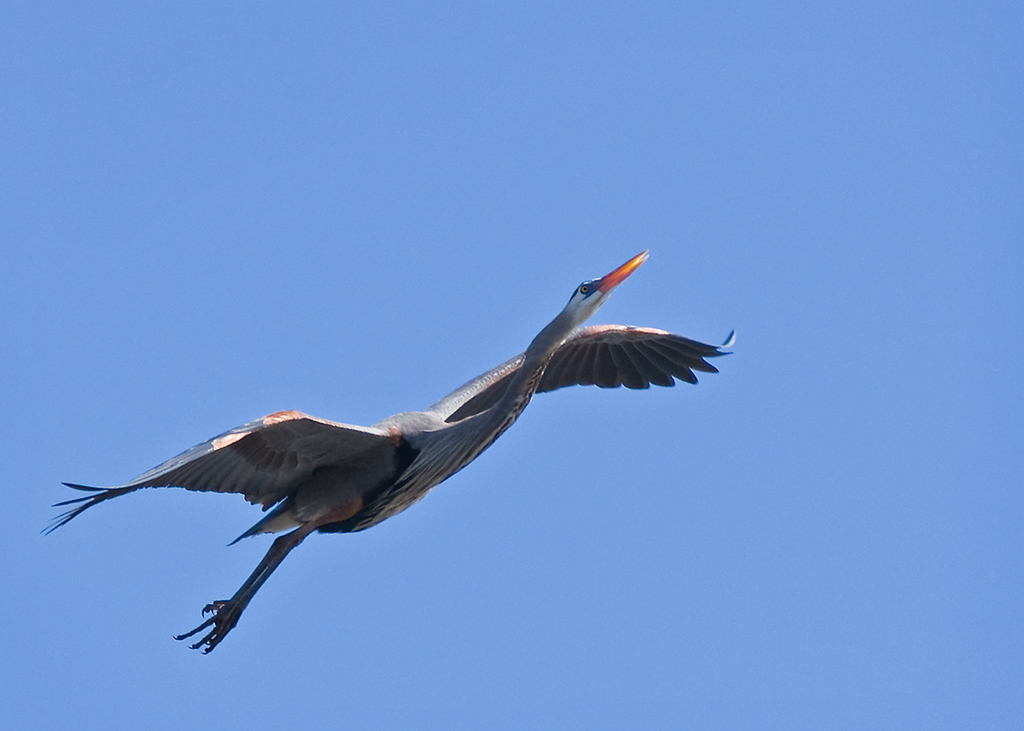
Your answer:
48,251 -> 732,653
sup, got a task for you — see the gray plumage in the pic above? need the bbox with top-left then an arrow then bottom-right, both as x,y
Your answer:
48,251 -> 732,652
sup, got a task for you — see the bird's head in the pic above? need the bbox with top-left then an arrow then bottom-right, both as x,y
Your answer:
562,250 -> 649,327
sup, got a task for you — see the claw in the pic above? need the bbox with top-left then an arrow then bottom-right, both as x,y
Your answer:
174,600 -> 241,653
201,600 -> 226,616
173,616 -> 214,641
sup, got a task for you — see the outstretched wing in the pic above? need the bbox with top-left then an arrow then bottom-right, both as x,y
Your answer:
47,410 -> 395,533
539,325 -> 730,390
437,326 -> 732,423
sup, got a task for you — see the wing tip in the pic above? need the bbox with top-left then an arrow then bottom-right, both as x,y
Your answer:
61,482 -> 104,492
43,484 -> 134,535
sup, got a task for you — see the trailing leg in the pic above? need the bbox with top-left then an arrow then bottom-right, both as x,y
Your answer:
174,523 -> 315,653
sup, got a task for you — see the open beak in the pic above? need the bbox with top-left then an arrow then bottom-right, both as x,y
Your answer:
597,250 -> 649,293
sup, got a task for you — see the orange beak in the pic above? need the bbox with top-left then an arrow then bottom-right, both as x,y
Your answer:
597,250 -> 649,293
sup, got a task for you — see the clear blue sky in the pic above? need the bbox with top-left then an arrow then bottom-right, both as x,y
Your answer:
3,2 -> 1021,728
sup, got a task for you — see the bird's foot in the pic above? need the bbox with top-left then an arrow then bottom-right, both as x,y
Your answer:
174,599 -> 242,653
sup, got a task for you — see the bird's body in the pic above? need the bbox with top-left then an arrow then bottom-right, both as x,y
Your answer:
49,252 -> 731,652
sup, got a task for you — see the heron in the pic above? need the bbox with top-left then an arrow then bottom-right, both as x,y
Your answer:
48,251 -> 732,653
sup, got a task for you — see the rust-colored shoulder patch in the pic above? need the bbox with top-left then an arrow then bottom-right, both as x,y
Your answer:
213,432 -> 247,450
262,410 -> 305,425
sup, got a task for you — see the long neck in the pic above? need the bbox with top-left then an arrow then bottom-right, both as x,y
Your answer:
491,308 -> 577,424
524,308 -> 577,365
401,308 -> 581,496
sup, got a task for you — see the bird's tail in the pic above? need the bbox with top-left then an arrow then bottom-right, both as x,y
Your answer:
228,497 -> 299,546
43,483 -> 137,535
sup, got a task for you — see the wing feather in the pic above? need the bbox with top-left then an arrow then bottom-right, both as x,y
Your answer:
78,413 -> 392,508
642,339 -> 706,382
627,341 -> 676,387
537,325 -> 728,393
575,343 -> 600,386
48,412 -> 397,533
634,341 -> 686,385
435,325 -> 730,423
592,343 -> 621,388
608,341 -> 646,389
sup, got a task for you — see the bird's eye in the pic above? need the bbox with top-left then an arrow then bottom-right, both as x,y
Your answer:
579,284 -> 589,295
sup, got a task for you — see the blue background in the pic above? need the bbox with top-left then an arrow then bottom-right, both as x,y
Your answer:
4,2 -> 1021,728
